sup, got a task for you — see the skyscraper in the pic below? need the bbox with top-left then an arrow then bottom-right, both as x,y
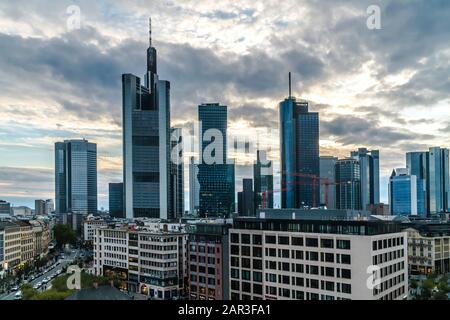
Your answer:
109,183 -> 124,218
237,179 -> 255,217
170,128 -> 184,218
335,158 -> 361,210
253,150 -> 273,210
122,19 -> 172,219
350,148 -> 380,209
55,139 -> 97,215
189,156 -> 200,215
319,156 -> 337,209
428,147 -> 450,214
406,152 -> 428,215
279,73 -> 319,208
35,200 -> 45,215
45,199 -> 54,214
389,168 -> 418,216
197,103 -> 235,217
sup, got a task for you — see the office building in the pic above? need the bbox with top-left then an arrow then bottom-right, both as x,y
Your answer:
122,19 -> 172,220
238,179 -> 255,217
388,168 -> 418,216
228,210 -> 408,300
254,150 -> 274,210
35,200 -> 46,215
335,159 -> 361,210
189,157 -> 200,215
320,156 -> 337,209
93,221 -> 188,299
45,199 -> 55,214
197,103 -> 235,217
109,183 -> 124,218
187,220 -> 232,300
406,152 -> 427,215
170,128 -> 184,218
350,148 -> 380,208
0,200 -> 11,217
11,206 -> 32,216
428,147 -> 450,214
55,139 -> 98,215
0,221 -> 21,271
83,215 -> 108,244
279,74 -> 319,208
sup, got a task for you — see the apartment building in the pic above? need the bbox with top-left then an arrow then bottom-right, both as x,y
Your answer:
16,220 -> 34,264
29,220 -> 50,258
228,210 -> 408,301
0,221 -> 21,270
94,221 -> 188,300
403,222 -> 450,275
187,220 -> 232,300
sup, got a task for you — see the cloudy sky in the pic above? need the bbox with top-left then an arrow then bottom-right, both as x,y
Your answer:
0,0 -> 449,210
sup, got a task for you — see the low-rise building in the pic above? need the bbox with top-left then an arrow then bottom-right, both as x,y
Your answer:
228,210 -> 408,300
187,219 -> 232,300
93,221 -> 188,300
29,220 -> 49,258
11,206 -> 33,217
16,220 -> 34,265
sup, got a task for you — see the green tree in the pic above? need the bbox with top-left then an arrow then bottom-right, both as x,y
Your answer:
21,284 -> 39,300
53,224 -> 76,248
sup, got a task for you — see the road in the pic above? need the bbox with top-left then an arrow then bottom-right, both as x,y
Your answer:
0,248 -> 80,300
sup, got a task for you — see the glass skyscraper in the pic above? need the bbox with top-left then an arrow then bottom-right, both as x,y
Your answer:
319,156 -> 337,209
389,168 -> 418,216
279,87 -> 319,209
122,19 -> 173,219
109,183 -> 124,218
197,103 -> 235,217
55,139 -> 97,215
170,128 -> 184,218
350,148 -> 380,209
253,150 -> 274,210
335,159 -> 361,210
406,151 -> 428,215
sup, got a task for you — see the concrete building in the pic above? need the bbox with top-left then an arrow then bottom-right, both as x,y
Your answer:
93,221 -> 188,299
187,220 -> 232,300
228,210 -> 408,300
29,220 -> 49,259
16,221 -> 34,265
83,215 -> 108,244
35,199 -> 46,216
11,206 -> 33,217
0,221 -> 21,271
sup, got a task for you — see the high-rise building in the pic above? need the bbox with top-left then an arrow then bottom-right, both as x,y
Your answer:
197,103 -> 235,217
237,179 -> 254,217
253,150 -> 273,210
55,139 -> 97,215
122,19 -> 172,219
0,200 -> 11,217
319,156 -> 337,209
406,152 -> 428,215
389,168 -> 418,216
335,159 -> 361,210
189,157 -> 200,215
45,199 -> 54,214
350,148 -> 380,208
279,74 -> 319,208
35,200 -> 46,215
109,183 -> 124,218
170,128 -> 184,218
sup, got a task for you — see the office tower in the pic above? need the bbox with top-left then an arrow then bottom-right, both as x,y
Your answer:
35,200 -> 46,215
197,103 -> 235,217
335,159 -> 361,210
237,179 -> 254,217
45,199 -> 54,214
319,156 -> 338,209
428,147 -> 450,214
229,210 -> 408,300
389,168 -> 418,216
55,139 -> 97,215
406,152 -> 428,215
189,157 -> 200,215
350,148 -> 380,208
188,220 -> 231,300
279,73 -> 319,208
170,128 -> 184,218
253,150 -> 274,210
109,183 -> 124,218
0,200 -> 11,217
122,19 -> 172,219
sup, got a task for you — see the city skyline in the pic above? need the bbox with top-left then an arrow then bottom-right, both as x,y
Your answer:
1,1 -> 450,210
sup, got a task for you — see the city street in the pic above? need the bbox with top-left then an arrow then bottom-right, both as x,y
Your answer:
0,248 -> 79,300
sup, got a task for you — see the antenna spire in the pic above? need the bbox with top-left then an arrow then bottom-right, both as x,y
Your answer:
289,72 -> 292,98
149,17 -> 152,47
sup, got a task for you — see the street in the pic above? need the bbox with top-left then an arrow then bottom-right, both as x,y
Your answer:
0,248 -> 80,300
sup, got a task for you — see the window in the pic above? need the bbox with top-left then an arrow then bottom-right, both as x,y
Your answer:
292,237 -> 303,246
373,241 -> 377,251
342,283 -> 352,294
242,258 -> 251,268
231,268 -> 239,279
266,235 -> 276,244
253,259 -> 263,270
253,284 -> 263,295
253,272 -> 263,283
253,235 -> 262,245
231,257 -> 239,267
306,238 -> 319,247
241,234 -> 251,244
337,240 -> 351,250
310,265 -> 319,275
231,281 -> 240,291
321,239 -> 334,248
253,247 -> 262,257
341,254 -> 351,265
241,246 -> 251,256
242,282 -> 251,293
268,248 -> 276,257
341,269 -> 351,279
310,279 -> 319,289
309,251 -> 319,261
279,236 -> 290,245
242,270 -> 251,281
231,245 -> 239,255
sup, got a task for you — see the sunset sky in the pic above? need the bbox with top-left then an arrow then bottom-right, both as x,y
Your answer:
0,0 -> 449,210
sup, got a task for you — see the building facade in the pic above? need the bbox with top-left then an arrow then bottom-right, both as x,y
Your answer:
170,128 -> 184,218
350,148 -> 380,208
122,21 -> 172,220
1,222 -> 21,271
0,200 -> 11,217
238,179 -> 255,217
228,212 -> 408,300
254,150 -> 274,210
335,159 -> 361,210
109,183 -> 124,218
389,168 -> 418,216
35,200 -> 46,216
189,157 -> 200,215
320,156 -> 337,209
279,93 -> 320,209
55,139 -> 98,215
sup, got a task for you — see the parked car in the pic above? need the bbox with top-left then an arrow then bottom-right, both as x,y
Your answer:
11,286 -> 19,291
14,291 -> 22,300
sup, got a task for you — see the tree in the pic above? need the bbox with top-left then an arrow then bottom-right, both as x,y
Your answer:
53,224 -> 76,248
21,284 -> 39,300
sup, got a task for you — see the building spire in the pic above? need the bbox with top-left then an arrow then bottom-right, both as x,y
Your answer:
289,72 -> 292,98
149,17 -> 152,47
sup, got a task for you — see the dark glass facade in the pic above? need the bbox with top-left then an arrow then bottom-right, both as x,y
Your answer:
238,179 -> 254,217
253,150 -> 273,210
109,183 -> 124,218
335,159 -> 361,210
350,148 -> 380,208
279,98 -> 319,209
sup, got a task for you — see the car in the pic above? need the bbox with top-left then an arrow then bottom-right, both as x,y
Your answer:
30,275 -> 35,281
14,291 -> 22,300
11,286 -> 19,291
36,282 -> 42,288
42,278 -> 48,284
33,283 -> 40,290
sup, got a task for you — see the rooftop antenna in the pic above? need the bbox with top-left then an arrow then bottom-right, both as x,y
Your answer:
289,72 -> 292,98
149,17 -> 152,47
